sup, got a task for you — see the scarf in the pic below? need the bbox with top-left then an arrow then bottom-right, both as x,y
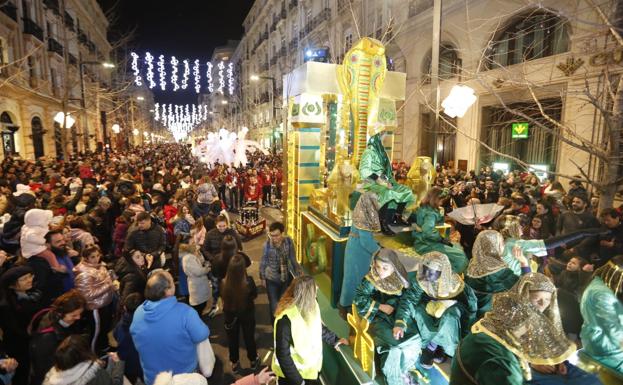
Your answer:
275,239 -> 290,283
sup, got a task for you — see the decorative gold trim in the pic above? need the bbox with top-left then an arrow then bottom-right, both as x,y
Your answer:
472,321 -> 577,366
466,264 -> 507,279
556,57 -> 584,76
416,275 -> 465,299
364,274 -> 404,295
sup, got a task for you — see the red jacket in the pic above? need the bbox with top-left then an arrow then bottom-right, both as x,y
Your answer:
244,182 -> 262,201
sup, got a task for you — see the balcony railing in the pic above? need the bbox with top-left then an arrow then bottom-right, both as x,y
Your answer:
77,29 -> 87,44
47,37 -> 64,56
23,17 -> 44,41
43,0 -> 60,15
64,11 -> 74,30
0,2 -> 17,21
68,53 -> 78,66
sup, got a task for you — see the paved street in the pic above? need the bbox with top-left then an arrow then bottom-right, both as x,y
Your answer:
205,207 -> 283,385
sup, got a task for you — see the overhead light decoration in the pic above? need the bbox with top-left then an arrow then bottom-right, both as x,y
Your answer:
130,52 -> 142,86
129,52 -> 238,94
442,84 -> 477,118
53,111 -> 75,128
171,56 -> 179,91
181,59 -> 190,90
227,62 -> 234,96
112,124 -> 121,134
217,60 -> 225,94
193,59 -> 201,94
154,103 -> 160,120
206,62 -> 214,93
158,54 -> 166,90
145,52 -> 156,88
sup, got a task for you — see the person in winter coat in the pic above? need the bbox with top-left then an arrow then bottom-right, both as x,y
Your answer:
112,211 -> 134,259
172,204 -> 195,240
73,245 -> 116,353
180,242 -> 211,315
211,235 -> 251,281
42,335 -> 124,385
0,265 -> 45,385
130,270 -> 210,385
29,290 -> 87,385
192,182 -> 218,219
112,293 -> 143,384
153,372 -> 207,385
123,212 -> 165,269
21,209 -> 66,272
1,189 -> 36,253
221,254 -> 259,373
68,217 -> 96,253
202,214 -> 243,258
114,250 -> 154,302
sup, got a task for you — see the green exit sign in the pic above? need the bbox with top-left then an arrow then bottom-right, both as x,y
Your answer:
512,122 -> 529,139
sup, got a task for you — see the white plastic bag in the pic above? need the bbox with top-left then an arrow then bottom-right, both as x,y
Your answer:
196,337 -> 215,377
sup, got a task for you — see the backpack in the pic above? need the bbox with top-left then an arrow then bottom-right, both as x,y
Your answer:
27,307 -> 54,336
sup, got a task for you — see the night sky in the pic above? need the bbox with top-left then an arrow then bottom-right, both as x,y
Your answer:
98,0 -> 254,105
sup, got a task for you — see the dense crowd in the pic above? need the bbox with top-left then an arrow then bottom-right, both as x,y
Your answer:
0,144 -> 289,385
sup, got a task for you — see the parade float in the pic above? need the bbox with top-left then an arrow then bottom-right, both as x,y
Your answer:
281,38 -> 448,385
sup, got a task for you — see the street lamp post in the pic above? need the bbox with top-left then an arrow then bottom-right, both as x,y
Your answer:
250,74 -> 279,152
79,61 -> 115,153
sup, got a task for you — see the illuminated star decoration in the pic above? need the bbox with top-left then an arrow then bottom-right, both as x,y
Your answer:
193,59 -> 201,94
130,52 -> 142,86
181,59 -> 190,90
346,304 -> 375,378
145,52 -> 155,89
227,62 -> 234,96
206,62 -> 214,93
171,56 -> 179,91
157,54 -> 166,91
217,60 -> 225,94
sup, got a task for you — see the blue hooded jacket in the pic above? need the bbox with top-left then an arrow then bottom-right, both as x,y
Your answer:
130,296 -> 209,385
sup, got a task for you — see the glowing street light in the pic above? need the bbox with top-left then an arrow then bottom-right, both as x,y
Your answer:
132,128 -> 139,136
101,62 -> 115,68
53,112 -> 75,128
111,124 -> 121,134
250,74 -> 260,82
441,84 -> 477,118
221,100 -> 228,105
136,96 -> 145,101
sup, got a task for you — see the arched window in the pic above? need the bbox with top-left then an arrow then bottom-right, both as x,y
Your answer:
488,10 -> 569,68
423,43 -> 460,81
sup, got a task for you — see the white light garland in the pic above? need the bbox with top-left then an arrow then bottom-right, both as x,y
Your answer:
154,102 -> 160,120
206,62 -> 214,93
129,52 -> 239,94
227,62 -> 234,96
145,52 -> 156,89
171,56 -> 179,91
158,54 -> 166,91
130,52 -> 142,86
181,59 -> 190,90
217,60 -> 225,94
193,59 -> 201,94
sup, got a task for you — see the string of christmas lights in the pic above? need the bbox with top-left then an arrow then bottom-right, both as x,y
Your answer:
129,51 -> 236,94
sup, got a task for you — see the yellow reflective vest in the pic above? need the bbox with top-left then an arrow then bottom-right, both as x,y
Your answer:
272,303 -> 323,380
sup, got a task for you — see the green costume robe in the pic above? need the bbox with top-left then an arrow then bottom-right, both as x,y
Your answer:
353,273 -> 421,385
358,134 -> 414,209
413,205 -> 468,273
450,332 -> 524,385
394,277 -> 477,357
580,277 -> 623,373
465,268 -> 520,318
503,238 -> 546,276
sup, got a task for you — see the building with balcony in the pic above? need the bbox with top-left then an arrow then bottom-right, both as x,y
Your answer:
236,0 -> 618,189
0,0 -> 113,159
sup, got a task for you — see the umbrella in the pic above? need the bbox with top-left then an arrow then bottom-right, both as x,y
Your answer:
447,203 -> 505,226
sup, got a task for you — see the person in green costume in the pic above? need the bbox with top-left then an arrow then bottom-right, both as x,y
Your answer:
465,230 -> 531,318
580,255 -> 623,374
339,192 -> 381,308
359,131 -> 414,235
452,273 -> 602,385
393,251 -> 477,369
450,287 -> 575,385
353,248 -> 422,385
411,187 -> 468,273
494,215 -> 604,276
